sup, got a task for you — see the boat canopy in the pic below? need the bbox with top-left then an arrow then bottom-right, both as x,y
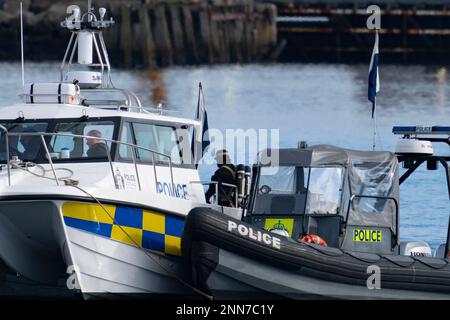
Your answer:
257,145 -> 399,231
258,144 -> 397,168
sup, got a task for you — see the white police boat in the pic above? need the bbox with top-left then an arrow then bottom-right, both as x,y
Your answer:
0,2 -> 233,298
182,131 -> 450,299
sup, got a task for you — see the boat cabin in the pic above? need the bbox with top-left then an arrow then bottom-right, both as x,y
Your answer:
0,3 -> 205,203
0,111 -> 194,168
244,145 -> 400,255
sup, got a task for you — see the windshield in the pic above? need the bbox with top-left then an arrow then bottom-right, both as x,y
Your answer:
0,122 -> 49,161
350,161 -> 395,214
253,165 -> 343,215
305,167 -> 344,214
132,122 -> 182,164
0,118 -> 190,167
50,121 -> 114,159
258,166 -> 299,194
0,120 -> 116,163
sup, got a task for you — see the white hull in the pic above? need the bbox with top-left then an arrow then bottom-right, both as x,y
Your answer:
65,227 -> 191,295
0,197 -> 196,297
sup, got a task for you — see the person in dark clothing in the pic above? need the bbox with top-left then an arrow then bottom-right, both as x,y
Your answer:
0,135 -> 20,160
20,129 -> 40,161
86,130 -> 109,158
205,150 -> 236,207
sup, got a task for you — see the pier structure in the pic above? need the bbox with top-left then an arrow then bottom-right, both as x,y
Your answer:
272,0 -> 450,63
1,0 -> 450,65
0,0 -> 277,68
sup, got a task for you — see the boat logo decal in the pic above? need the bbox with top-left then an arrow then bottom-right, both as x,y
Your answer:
62,202 -> 184,256
228,220 -> 281,250
156,181 -> 189,200
264,218 -> 294,237
352,229 -> 382,243
114,167 -> 138,190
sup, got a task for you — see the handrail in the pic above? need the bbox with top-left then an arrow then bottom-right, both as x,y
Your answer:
190,181 -> 238,208
0,131 -> 175,193
81,88 -> 143,111
0,125 -> 10,186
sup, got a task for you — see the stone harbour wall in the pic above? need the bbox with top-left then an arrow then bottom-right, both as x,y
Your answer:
0,0 -> 278,68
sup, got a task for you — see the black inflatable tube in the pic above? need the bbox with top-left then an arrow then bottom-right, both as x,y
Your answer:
182,207 -> 450,294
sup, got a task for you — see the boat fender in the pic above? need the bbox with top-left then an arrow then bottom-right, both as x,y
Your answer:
301,234 -> 328,247
227,220 -> 281,249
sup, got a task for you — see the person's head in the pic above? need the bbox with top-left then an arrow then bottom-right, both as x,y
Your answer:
215,149 -> 231,167
86,130 -> 103,146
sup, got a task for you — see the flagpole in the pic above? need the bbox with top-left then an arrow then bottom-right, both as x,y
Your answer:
368,29 -> 379,151
197,82 -> 202,120
195,82 -> 202,167
372,97 -> 377,151
192,82 -> 208,168
372,29 -> 378,151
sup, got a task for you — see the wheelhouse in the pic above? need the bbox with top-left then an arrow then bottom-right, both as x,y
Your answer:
245,145 -> 400,254
0,115 -> 194,168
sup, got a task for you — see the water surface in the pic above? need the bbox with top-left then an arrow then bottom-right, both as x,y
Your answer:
1,62 -> 448,249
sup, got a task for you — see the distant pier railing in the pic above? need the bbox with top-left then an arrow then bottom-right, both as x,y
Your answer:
0,0 -> 277,68
270,0 -> 450,63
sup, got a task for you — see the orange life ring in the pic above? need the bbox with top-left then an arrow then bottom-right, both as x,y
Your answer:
301,234 -> 328,247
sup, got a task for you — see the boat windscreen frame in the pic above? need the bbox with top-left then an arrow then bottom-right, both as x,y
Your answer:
0,116 -> 196,169
0,116 -> 121,164
248,160 -> 399,246
397,153 -> 450,258
117,117 -> 196,169
248,163 -> 347,217
343,171 -> 400,250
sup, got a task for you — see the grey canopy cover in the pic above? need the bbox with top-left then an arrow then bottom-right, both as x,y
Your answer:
258,145 -> 399,232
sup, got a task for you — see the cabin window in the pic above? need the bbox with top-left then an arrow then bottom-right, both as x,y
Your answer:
253,166 -> 309,215
0,122 -> 49,161
50,121 -> 114,159
132,123 -> 182,165
258,166 -> 297,194
350,162 -> 395,214
119,122 -> 134,159
305,167 -> 344,214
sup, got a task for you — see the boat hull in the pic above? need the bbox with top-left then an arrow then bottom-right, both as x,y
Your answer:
0,199 -> 194,297
182,207 -> 450,300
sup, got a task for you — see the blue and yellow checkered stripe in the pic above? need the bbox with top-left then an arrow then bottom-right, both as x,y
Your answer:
62,202 -> 184,256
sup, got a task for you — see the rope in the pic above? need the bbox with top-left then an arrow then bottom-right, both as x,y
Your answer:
11,162 -> 74,182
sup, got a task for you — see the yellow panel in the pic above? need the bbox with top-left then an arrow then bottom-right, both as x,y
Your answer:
352,229 -> 382,243
62,202 -> 115,224
264,218 -> 294,237
111,225 -> 143,247
165,235 -> 181,256
143,210 -> 165,234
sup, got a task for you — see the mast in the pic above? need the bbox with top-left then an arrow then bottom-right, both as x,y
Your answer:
60,1 -> 115,89
20,1 -> 25,91
87,0 -> 93,21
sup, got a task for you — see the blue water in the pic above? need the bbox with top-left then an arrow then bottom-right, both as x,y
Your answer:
1,62 -> 449,250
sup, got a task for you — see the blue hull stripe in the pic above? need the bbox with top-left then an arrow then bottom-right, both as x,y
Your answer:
64,216 -> 113,238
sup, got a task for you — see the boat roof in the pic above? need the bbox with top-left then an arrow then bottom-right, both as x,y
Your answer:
259,144 -> 397,167
393,125 -> 450,135
0,103 -> 199,127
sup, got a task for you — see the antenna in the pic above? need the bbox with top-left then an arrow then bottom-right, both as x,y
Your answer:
88,0 -> 93,21
20,1 -> 25,91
